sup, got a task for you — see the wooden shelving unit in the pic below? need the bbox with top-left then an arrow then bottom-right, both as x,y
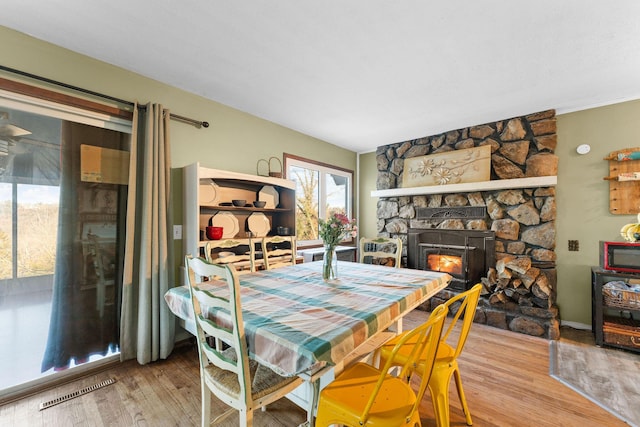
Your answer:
183,162 -> 296,261
604,147 -> 640,215
591,267 -> 640,353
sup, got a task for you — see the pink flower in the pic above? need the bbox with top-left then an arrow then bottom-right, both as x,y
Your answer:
318,212 -> 357,247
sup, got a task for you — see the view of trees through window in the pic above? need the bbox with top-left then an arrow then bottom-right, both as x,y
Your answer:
18,185 -> 59,277
285,155 -> 352,245
289,165 -> 319,240
0,181 -> 60,280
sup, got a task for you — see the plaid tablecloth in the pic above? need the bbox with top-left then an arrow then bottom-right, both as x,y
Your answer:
165,261 -> 451,376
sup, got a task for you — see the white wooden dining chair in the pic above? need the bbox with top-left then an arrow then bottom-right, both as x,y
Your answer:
185,255 -> 304,427
205,239 -> 255,274
260,235 -> 297,270
359,236 -> 403,268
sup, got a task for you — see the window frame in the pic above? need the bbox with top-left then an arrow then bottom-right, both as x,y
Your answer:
283,153 -> 354,248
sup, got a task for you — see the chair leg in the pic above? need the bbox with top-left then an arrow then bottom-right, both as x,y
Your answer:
409,408 -> 423,427
429,370 -> 453,427
240,408 -> 254,427
201,383 -> 211,427
308,377 -> 321,425
453,367 -> 473,426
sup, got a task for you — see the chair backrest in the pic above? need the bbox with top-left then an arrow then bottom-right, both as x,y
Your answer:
359,236 -> 402,268
205,238 -> 255,274
442,283 -> 482,359
362,304 -> 448,424
260,235 -> 297,270
185,255 -> 253,407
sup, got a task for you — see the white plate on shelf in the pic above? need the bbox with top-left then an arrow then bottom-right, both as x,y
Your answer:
199,180 -> 219,205
258,185 -> 279,209
247,212 -> 270,237
210,212 -> 239,238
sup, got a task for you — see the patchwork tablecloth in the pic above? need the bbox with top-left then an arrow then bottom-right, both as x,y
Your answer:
165,260 -> 451,376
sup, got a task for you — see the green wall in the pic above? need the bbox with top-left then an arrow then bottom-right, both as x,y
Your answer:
358,151 -> 379,239
359,100 -> 640,327
556,100 -> 640,326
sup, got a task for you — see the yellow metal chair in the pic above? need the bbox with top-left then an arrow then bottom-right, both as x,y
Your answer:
185,255 -> 303,426
260,235 -> 296,269
204,239 -> 255,274
315,304 -> 448,427
359,236 -> 403,268
377,283 -> 482,427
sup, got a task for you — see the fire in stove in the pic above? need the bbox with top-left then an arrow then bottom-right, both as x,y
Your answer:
427,254 -> 463,275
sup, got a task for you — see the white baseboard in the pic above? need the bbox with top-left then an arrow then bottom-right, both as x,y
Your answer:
560,320 -> 591,330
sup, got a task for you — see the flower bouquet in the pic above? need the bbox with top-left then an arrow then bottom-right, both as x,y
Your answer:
318,212 -> 357,280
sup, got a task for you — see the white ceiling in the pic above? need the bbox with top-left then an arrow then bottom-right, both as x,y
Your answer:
2,1 -> 640,153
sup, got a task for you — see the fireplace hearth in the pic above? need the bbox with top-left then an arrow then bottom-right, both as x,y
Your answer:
408,229 -> 495,291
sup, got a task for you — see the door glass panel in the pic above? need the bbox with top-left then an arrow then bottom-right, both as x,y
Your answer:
0,183 -> 11,280
17,184 -> 59,277
0,103 -> 129,393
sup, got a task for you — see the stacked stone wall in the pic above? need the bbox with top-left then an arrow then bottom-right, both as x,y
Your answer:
376,109 -> 560,339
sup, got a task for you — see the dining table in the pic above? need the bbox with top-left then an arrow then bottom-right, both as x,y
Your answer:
164,260 -> 451,423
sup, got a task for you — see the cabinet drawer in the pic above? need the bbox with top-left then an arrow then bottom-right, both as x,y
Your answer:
603,317 -> 640,349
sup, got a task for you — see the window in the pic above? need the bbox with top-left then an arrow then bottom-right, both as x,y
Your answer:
284,153 -> 354,247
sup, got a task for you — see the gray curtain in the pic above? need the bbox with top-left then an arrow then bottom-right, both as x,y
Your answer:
42,122 -> 125,372
120,103 -> 175,363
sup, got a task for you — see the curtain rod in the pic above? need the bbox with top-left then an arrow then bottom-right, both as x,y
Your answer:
0,65 -> 209,129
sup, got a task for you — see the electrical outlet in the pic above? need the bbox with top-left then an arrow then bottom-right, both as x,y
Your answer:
173,225 -> 182,240
568,240 -> 579,251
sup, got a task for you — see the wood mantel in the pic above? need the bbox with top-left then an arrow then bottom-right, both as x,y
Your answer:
370,176 -> 557,198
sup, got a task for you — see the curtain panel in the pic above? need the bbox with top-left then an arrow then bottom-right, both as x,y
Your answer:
41,122 -> 126,372
120,103 -> 175,363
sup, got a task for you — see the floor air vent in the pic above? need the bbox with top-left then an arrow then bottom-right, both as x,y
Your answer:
39,378 -> 116,410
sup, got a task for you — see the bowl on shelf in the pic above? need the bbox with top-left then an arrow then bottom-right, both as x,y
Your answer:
253,200 -> 267,208
232,199 -> 246,207
276,226 -> 292,235
205,226 -> 223,240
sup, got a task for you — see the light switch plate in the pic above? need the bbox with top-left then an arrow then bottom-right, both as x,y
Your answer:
173,225 -> 182,240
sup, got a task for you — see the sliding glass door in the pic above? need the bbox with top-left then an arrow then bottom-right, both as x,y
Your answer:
0,93 -> 131,395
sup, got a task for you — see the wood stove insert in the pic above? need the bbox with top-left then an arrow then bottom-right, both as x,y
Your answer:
408,229 -> 495,291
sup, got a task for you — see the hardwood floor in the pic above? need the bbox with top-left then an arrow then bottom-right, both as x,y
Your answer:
0,310 -> 626,427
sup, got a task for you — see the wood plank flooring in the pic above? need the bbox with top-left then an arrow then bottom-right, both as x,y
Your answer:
0,310 -> 627,426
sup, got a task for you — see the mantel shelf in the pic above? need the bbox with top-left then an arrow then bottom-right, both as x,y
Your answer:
370,176 -> 557,198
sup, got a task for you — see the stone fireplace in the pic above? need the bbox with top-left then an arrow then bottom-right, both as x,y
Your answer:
374,109 -> 560,339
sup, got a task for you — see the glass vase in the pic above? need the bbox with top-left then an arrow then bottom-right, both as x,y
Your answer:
322,244 -> 338,280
